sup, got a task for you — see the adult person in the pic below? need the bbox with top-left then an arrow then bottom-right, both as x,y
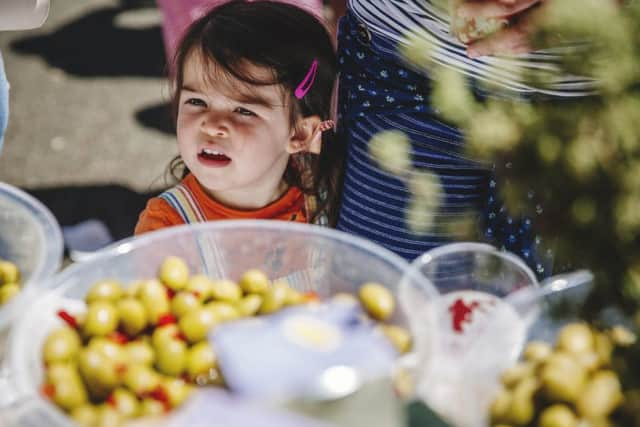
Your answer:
334,0 -> 589,276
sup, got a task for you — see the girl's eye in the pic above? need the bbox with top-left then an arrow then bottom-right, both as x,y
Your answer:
185,98 -> 206,107
234,107 -> 256,117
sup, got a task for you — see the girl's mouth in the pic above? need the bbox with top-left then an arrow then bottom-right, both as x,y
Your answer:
198,148 -> 231,167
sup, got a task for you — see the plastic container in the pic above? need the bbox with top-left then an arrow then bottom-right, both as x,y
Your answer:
0,183 -> 63,348
404,242 -> 594,427
2,220 -> 436,427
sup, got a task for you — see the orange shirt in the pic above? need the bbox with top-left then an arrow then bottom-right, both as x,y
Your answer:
135,174 -> 308,235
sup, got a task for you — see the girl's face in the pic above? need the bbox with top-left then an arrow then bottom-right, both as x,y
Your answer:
176,52 -> 298,209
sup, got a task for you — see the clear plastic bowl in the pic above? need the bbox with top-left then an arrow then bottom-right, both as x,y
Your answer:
0,182 -> 63,336
3,220 -> 435,426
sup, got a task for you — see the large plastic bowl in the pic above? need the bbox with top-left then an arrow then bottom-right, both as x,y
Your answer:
3,220 -> 436,426
0,183 -> 63,343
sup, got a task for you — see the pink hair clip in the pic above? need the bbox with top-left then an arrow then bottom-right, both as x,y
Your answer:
295,59 -> 318,99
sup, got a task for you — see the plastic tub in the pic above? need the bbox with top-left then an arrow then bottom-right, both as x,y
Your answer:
3,220 -> 436,427
0,183 -> 63,347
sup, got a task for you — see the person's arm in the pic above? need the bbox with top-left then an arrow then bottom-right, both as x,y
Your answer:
134,197 -> 184,235
454,0 -> 543,57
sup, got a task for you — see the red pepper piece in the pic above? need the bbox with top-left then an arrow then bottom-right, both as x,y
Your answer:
149,386 -> 171,411
303,291 -> 320,302
108,331 -> 129,345
41,383 -> 55,398
106,393 -> 117,407
57,310 -> 78,329
157,313 -> 177,327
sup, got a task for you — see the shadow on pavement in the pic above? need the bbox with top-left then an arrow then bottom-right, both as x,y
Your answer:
27,184 -> 163,241
135,102 -> 175,135
10,6 -> 166,77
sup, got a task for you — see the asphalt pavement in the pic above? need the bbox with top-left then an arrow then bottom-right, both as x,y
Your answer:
0,0 -> 176,241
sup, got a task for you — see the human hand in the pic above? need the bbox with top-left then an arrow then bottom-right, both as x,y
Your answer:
456,0 -> 543,58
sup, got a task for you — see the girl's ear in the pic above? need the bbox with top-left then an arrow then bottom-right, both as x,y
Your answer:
287,115 -> 322,154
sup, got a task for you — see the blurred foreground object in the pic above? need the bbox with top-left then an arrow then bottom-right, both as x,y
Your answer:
399,0 -> 640,424
0,0 -> 49,31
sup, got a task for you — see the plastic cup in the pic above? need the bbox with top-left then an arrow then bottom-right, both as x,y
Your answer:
405,242 -> 540,427
2,220 -> 433,426
0,183 -> 63,355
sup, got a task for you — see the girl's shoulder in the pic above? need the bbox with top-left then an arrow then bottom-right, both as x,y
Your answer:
134,196 -> 184,235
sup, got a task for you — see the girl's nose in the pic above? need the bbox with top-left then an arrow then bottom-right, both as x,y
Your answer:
199,115 -> 229,138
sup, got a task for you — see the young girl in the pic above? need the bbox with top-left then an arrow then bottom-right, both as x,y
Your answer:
135,0 -> 342,234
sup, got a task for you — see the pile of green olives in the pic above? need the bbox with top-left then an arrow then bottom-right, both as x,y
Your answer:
0,258 -> 21,305
490,322 -> 634,427
41,256 -> 411,426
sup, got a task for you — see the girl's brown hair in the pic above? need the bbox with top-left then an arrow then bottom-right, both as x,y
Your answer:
167,0 -> 343,225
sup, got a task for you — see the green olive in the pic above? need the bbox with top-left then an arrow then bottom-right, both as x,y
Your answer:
86,280 -> 123,304
94,405 -> 123,427
155,338 -> 187,376
259,282 -> 288,314
500,361 -> 535,388
171,292 -> 201,318
123,364 -> 160,395
236,294 -> 263,317
159,256 -> 189,291
359,282 -> 395,321
124,280 -> 144,298
557,323 -> 594,354
576,370 -> 623,418
78,348 -> 121,398
489,387 -> 512,423
280,282 -> 305,306
161,377 -> 193,408
46,363 -> 81,384
43,327 -> 82,364
152,324 -> 181,349
379,324 -> 412,354
332,292 -> 359,305
49,375 -> 88,411
204,302 -> 239,322
110,388 -> 140,419
0,260 -> 20,284
594,332 -> 613,366
186,341 -> 217,379
610,325 -> 636,347
539,404 -> 578,427
139,398 -> 165,416
541,352 -> 587,403
117,298 -> 147,336
575,351 -> 601,372
88,337 -> 128,367
523,341 -> 552,364
70,404 -> 98,426
0,283 -> 20,304
210,279 -> 242,303
239,269 -> 270,294
83,302 -> 119,337
125,340 -> 155,366
185,275 -> 214,302
506,377 -> 538,425
179,308 -> 218,343
138,279 -> 171,325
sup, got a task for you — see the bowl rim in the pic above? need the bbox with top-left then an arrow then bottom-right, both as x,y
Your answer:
0,182 -> 63,327
48,219 -> 416,296
409,241 -> 540,289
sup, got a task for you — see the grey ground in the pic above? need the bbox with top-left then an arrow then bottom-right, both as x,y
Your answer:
0,0 -> 176,239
